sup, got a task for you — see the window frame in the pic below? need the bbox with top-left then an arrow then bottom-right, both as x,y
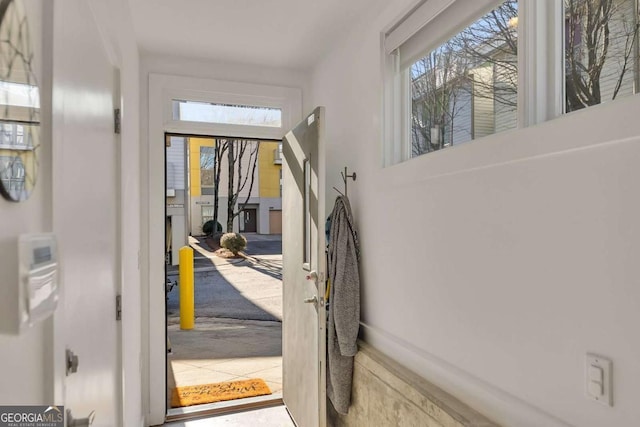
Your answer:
199,145 -> 216,195
147,73 -> 302,423
172,100 -> 283,128
158,74 -> 300,141
381,0 -> 572,166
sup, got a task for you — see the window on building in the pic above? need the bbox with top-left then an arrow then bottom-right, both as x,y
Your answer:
564,0 -> 640,113
200,146 -> 215,196
173,100 -> 282,128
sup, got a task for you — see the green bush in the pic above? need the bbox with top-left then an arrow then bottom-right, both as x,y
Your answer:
202,220 -> 222,236
220,233 -> 247,255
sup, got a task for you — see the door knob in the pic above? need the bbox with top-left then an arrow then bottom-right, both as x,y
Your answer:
66,410 -> 95,426
303,295 -> 318,304
66,349 -> 79,376
305,271 -> 317,282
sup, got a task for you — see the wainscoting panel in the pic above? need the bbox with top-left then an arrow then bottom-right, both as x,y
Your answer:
328,341 -> 499,427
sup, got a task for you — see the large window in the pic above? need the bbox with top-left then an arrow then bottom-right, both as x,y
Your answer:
410,1 -> 518,157
384,0 -> 640,165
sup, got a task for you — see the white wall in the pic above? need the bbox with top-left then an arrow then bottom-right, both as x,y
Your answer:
308,1 -> 640,426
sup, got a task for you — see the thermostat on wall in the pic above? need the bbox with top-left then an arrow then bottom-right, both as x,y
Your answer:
18,234 -> 59,331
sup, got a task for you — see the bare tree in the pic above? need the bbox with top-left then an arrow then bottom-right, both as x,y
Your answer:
211,139 -> 229,233
453,0 -> 518,108
226,139 -> 260,232
410,0 -> 517,155
565,0 -> 639,112
411,45 -> 471,155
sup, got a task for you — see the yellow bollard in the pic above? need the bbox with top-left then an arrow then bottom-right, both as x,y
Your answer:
179,246 -> 195,330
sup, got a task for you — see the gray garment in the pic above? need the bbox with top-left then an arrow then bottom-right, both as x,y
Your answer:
327,195 -> 360,415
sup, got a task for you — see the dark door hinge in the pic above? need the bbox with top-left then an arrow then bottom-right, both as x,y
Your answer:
114,108 -> 121,134
116,294 -> 122,321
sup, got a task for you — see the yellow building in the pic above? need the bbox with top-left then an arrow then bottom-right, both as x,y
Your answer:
184,137 -> 282,235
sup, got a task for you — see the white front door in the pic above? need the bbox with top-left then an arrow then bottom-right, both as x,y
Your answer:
282,107 -> 327,427
53,1 -> 121,425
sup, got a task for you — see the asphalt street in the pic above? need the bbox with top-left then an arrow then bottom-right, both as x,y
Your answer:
166,234 -> 283,322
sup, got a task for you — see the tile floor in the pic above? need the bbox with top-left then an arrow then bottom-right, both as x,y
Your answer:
162,405 -> 295,427
167,317 -> 283,409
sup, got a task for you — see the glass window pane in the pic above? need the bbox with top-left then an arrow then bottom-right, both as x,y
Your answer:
200,146 -> 215,187
173,100 -> 282,128
564,0 -> 639,113
410,0 -> 518,157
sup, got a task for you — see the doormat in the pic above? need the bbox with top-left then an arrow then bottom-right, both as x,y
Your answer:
171,378 -> 272,408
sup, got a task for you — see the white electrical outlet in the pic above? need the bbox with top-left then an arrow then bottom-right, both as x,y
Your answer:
585,353 -> 613,407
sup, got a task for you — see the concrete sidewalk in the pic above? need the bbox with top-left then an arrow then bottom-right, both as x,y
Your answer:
167,317 -> 283,409
166,234 -> 283,410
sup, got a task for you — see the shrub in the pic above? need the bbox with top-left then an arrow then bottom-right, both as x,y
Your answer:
220,233 -> 247,255
202,220 -> 222,236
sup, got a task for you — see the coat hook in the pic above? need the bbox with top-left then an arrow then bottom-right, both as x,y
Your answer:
335,166 -> 357,197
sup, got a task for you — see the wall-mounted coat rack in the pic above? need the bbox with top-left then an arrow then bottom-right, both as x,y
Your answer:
333,167 -> 356,197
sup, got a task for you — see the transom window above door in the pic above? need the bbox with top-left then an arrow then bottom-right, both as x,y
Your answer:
172,100 -> 282,128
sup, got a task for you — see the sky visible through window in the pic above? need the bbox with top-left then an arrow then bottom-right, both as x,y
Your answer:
173,100 -> 282,128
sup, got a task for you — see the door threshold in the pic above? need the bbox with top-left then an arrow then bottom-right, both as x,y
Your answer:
166,393 -> 284,423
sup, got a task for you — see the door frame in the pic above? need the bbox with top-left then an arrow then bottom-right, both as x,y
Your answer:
145,73 -> 301,425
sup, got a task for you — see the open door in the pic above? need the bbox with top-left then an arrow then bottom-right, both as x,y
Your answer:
282,107 -> 327,427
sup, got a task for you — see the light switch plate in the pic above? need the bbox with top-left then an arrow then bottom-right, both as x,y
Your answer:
585,353 -> 613,406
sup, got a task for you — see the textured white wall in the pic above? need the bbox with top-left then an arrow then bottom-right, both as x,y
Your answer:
308,1 -> 640,426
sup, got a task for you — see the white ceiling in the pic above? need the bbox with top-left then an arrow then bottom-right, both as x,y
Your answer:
128,0 -> 380,70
